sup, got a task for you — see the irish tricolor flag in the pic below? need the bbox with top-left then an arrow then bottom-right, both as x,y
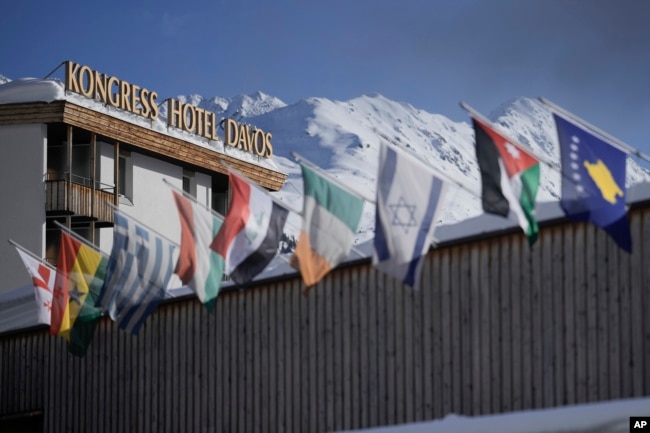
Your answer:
473,116 -> 540,245
210,172 -> 289,285
172,190 -> 224,308
290,163 -> 364,287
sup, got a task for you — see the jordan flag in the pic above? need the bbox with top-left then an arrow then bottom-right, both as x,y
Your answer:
473,116 -> 540,245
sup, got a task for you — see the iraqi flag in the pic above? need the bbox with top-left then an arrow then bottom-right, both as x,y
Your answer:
210,172 -> 289,286
473,116 -> 540,245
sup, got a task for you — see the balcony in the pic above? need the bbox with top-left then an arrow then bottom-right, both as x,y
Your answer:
45,176 -> 116,226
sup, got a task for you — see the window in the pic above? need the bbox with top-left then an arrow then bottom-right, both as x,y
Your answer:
182,169 -> 196,197
118,151 -> 133,204
212,173 -> 229,215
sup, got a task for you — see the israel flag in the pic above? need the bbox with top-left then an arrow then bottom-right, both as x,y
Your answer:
373,143 -> 447,289
97,211 -> 176,334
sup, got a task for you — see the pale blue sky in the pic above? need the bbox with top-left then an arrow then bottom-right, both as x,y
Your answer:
2,0 -> 650,162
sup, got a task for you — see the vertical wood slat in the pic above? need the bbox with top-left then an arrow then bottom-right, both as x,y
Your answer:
642,211 -> 650,396
510,237 -> 522,411
586,226 -> 599,402
333,272 -> 343,431
563,225 -> 576,406
520,237 -> 533,410
552,229 -> 565,407
3,207 -> 650,432
366,265 -> 379,427
450,246 -> 462,414
489,241 -> 501,412
500,239 -> 512,412
478,242 -> 491,415
441,249 -> 452,415
422,253 -> 434,419
574,223 -> 588,403
630,213 -> 645,397
541,231 -> 554,407
470,246 -> 482,415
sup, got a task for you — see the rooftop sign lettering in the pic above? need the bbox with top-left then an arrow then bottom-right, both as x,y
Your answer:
64,60 -> 273,158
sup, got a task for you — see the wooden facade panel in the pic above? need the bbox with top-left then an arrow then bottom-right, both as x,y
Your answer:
0,101 -> 287,190
3,207 -> 650,432
0,102 -> 65,124
61,102 -> 287,191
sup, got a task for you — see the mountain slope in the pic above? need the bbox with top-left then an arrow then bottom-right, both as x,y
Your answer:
195,93 -> 649,244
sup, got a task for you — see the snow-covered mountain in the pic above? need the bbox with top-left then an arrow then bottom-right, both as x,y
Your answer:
3,73 -> 647,245
170,92 -> 650,244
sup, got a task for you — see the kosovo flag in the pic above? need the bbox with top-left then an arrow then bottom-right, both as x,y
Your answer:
554,113 -> 632,253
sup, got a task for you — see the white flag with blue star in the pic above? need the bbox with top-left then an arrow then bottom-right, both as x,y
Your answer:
373,142 -> 447,289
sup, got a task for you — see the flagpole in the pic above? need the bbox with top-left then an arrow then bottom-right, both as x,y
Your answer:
162,178 -> 225,222
104,202 -> 180,248
52,221 -> 110,258
538,97 -> 650,164
459,101 -> 560,170
373,128 -> 482,200
8,239 -> 57,271
220,160 -> 370,259
290,152 -> 376,203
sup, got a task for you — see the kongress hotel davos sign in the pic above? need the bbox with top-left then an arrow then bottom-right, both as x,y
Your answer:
64,61 -> 273,158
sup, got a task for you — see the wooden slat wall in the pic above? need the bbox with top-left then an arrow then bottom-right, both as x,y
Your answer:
2,207 -> 650,432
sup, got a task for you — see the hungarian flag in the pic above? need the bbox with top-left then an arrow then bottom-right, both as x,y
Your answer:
210,172 -> 289,285
172,190 -> 224,308
289,162 -> 364,288
52,230 -> 107,356
473,116 -> 540,245
13,243 -> 55,325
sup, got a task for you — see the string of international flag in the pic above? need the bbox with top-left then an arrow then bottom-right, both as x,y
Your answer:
9,99 -> 644,357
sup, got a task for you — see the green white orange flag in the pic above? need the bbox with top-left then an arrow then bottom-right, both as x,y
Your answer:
172,190 -> 224,309
290,162 -> 364,287
472,116 -> 540,245
51,230 -> 106,356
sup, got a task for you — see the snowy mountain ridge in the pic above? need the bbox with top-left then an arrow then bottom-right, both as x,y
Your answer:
172,92 -> 650,244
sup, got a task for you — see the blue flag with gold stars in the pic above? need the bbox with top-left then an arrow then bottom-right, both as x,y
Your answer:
554,113 -> 632,253
373,142 -> 447,289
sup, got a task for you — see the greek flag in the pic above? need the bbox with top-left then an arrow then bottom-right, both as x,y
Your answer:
97,211 -> 176,334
